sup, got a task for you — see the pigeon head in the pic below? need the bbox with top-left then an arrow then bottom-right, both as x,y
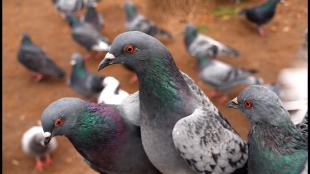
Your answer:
21,32 -> 33,45
98,31 -> 171,73
70,52 -> 85,67
227,85 -> 292,126
124,1 -> 137,21
41,97 -> 87,145
184,24 -> 198,49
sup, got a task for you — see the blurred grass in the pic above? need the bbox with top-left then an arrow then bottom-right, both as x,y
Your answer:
213,6 -> 240,20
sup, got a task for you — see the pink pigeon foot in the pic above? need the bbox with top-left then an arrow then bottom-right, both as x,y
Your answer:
257,27 -> 266,37
84,54 -> 92,60
32,72 -> 44,82
217,95 -> 229,104
129,74 -> 138,84
35,158 -> 44,171
43,154 -> 53,167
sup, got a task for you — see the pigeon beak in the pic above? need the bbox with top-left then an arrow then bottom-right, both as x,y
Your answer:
43,132 -> 52,146
226,97 -> 239,109
98,52 -> 116,71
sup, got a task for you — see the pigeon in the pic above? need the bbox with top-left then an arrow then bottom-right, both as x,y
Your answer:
239,0 -> 283,36
41,97 -> 161,174
17,33 -> 65,81
69,52 -> 105,99
80,5 -> 104,32
98,31 -> 248,174
296,111 -> 308,141
184,24 -> 239,59
124,1 -> 173,39
195,53 -> 262,102
227,85 -> 308,174
22,126 -> 57,171
97,76 -> 129,105
66,14 -> 110,59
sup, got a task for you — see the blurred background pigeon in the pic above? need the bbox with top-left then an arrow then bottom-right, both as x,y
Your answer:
124,1 -> 173,39
68,53 -> 105,100
97,76 -> 129,105
17,33 -> 65,81
80,4 -> 104,32
41,97 -> 161,174
52,0 -> 85,17
239,0 -> 283,36
193,53 -> 262,103
66,14 -> 110,60
22,126 -> 57,171
184,24 -> 239,59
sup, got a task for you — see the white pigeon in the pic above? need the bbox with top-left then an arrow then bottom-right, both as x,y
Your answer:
22,126 -> 57,171
97,76 -> 129,105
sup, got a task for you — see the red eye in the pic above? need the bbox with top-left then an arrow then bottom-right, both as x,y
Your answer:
124,45 -> 136,54
54,118 -> 64,127
244,100 -> 253,109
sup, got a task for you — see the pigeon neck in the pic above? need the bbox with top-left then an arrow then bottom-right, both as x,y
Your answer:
125,5 -> 137,21
184,30 -> 197,49
73,63 -> 86,78
137,54 -> 193,114
85,7 -> 97,20
67,104 -> 126,150
248,123 -> 307,173
262,0 -> 280,11
21,36 -> 32,45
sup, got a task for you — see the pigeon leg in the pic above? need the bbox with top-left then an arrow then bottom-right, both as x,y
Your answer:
84,53 -> 92,60
129,74 -> 138,84
217,94 -> 229,104
32,72 -> 44,82
35,157 -> 44,171
43,154 -> 53,167
208,90 -> 220,99
257,26 -> 265,37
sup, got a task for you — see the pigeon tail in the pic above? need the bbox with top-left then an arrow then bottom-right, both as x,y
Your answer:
224,47 -> 240,57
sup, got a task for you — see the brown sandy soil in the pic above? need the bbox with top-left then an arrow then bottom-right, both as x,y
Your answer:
3,0 -> 307,173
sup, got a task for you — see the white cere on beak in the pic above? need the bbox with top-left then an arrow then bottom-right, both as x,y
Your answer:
231,97 -> 239,105
104,52 -> 116,59
43,132 -> 51,138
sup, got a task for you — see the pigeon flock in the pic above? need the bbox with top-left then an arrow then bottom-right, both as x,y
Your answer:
17,0 -> 308,174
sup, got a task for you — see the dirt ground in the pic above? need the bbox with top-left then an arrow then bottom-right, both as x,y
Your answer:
3,0 -> 307,173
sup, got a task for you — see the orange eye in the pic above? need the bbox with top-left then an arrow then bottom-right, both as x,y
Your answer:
54,118 -> 64,127
244,100 -> 253,109
124,45 -> 136,54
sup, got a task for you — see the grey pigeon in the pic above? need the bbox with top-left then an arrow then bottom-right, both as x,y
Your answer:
41,97 -> 161,174
80,5 -> 104,32
66,14 -> 110,53
17,33 -> 65,81
227,85 -> 308,174
22,126 -> 57,171
69,52 -> 105,99
239,0 -> 283,36
296,111 -> 308,141
98,31 -> 248,174
124,1 -> 172,39
195,53 -> 262,102
184,24 -> 239,59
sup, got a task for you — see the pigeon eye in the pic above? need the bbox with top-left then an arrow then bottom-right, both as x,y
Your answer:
244,100 -> 253,109
54,118 -> 64,127
124,45 -> 136,54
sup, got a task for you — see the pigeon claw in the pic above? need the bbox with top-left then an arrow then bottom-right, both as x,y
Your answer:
35,159 -> 44,172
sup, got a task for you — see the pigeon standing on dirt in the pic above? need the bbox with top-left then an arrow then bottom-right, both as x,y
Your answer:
80,5 -> 104,32
97,76 -> 129,105
184,24 -> 239,59
41,97 -> 161,174
98,31 -> 248,174
195,53 -> 262,102
17,33 -> 65,81
227,85 -> 308,174
22,126 -> 57,171
124,1 -> 172,39
69,52 -> 105,99
239,0 -> 283,36
66,14 -> 110,59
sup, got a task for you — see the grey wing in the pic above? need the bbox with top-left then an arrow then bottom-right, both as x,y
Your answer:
72,24 -> 99,50
127,15 -> 152,33
296,111 -> 308,140
18,46 -> 49,72
172,107 -> 248,174
85,73 -> 104,95
189,35 -> 217,58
